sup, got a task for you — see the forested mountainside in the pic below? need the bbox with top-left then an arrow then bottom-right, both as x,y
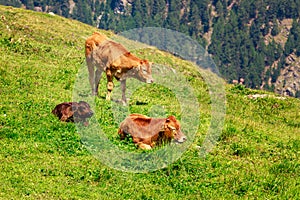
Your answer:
1,0 -> 300,98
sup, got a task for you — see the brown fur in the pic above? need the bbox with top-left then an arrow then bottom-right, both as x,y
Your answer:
85,32 -> 154,105
52,101 -> 93,126
118,114 -> 187,149
85,32 -> 107,57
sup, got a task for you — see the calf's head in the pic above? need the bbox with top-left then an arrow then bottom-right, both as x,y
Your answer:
164,116 -> 187,143
72,101 -> 94,120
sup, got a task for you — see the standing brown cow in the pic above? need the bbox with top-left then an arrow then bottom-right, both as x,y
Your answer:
85,32 -> 154,105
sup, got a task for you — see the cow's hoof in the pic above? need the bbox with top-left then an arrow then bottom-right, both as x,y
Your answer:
139,144 -> 152,150
83,121 -> 89,127
121,98 -> 129,106
105,95 -> 111,101
122,101 -> 127,106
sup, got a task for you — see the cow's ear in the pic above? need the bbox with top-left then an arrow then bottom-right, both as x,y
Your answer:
142,60 -> 150,64
167,116 -> 176,121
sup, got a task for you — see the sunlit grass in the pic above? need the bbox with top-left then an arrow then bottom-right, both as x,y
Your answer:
0,5 -> 299,199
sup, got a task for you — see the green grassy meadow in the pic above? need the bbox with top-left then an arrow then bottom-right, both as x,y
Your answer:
0,6 -> 299,199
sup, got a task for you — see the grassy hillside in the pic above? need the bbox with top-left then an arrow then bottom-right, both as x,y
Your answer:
0,5 -> 299,199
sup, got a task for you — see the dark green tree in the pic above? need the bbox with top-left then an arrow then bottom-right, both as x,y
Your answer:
151,0 -> 166,26
285,34 -> 295,56
71,0 -> 93,25
164,0 -> 181,30
237,1 -> 250,28
188,2 -> 201,37
215,0 -> 224,17
132,0 -> 148,27
23,0 -> 34,10
0,0 -> 22,7
271,19 -> 279,36
250,19 -> 262,47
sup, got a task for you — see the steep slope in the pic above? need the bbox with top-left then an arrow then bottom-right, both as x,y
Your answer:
2,0 -> 300,97
0,6 -> 299,199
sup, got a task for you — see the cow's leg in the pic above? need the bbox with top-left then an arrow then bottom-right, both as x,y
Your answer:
106,69 -> 114,101
138,143 -> 152,150
94,67 -> 103,96
86,57 -> 96,95
83,120 -> 89,127
61,110 -> 73,122
120,79 -> 127,105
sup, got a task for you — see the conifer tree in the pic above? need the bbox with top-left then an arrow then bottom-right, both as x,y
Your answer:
151,0 -> 166,26
271,19 -> 279,36
285,34 -> 295,56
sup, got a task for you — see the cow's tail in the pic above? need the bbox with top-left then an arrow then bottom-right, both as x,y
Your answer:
85,42 -> 96,57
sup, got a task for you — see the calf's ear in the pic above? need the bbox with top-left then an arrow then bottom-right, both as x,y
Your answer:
78,101 -> 88,106
71,103 -> 78,112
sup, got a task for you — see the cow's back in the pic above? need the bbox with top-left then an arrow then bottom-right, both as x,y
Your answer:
92,40 -> 138,68
120,114 -> 164,139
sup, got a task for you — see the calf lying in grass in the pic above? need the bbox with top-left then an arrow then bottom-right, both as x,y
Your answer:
52,101 -> 93,126
118,114 -> 187,149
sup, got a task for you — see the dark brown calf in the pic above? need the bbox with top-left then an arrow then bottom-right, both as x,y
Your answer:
118,114 -> 187,149
52,101 -> 93,126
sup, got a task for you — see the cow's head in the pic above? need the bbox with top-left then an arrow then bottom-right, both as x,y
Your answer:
135,60 -> 154,84
164,116 -> 187,143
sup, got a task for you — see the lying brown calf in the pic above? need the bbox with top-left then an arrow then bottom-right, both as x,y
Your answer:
118,114 -> 187,150
52,101 -> 93,126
